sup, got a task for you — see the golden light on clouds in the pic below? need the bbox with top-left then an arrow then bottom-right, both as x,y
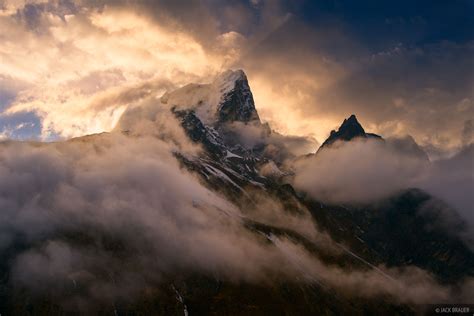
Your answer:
249,76 -> 332,142
0,0 -> 341,144
1,6 -> 229,139
245,57 -> 349,143
1,0 -> 471,153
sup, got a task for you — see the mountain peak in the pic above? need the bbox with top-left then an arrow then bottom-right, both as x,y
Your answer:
339,114 -> 365,135
215,69 -> 260,124
116,69 -> 261,137
319,114 -> 381,150
345,114 -> 358,124
212,69 -> 247,98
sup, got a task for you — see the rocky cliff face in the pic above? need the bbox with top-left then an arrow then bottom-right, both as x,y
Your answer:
215,70 -> 260,124
1,70 -> 472,315
118,70 -> 474,286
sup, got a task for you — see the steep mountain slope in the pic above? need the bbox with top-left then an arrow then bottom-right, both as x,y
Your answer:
158,70 -> 474,281
0,70 -> 472,315
171,101 -> 474,282
160,70 -> 473,278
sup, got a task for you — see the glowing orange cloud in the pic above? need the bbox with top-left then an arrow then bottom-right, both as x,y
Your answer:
1,6 -> 230,139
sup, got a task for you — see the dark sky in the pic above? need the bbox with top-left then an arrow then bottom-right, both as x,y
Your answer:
295,0 -> 473,44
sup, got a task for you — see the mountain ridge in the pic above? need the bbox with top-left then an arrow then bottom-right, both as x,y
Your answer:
1,69 -> 471,315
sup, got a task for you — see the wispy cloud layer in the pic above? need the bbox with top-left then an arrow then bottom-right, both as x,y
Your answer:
0,122 -> 470,310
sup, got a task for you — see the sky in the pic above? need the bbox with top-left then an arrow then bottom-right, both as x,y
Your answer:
0,0 -> 473,156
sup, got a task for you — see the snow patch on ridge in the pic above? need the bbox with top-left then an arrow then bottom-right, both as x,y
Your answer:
225,150 -> 243,159
203,163 -> 244,191
160,69 -> 246,125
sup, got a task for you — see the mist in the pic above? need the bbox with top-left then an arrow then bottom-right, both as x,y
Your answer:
0,113 -> 470,310
222,121 -> 318,161
292,138 -> 474,246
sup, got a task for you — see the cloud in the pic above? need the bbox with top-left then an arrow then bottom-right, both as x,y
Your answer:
0,2 -> 231,139
0,0 -> 322,143
419,144 -> 474,243
267,236 -> 456,305
293,138 -> 429,204
292,138 -> 474,247
234,16 -> 474,152
222,121 -> 319,161
462,119 -> 473,146
0,0 -> 472,310
0,110 -> 469,309
1,0 -> 471,156
0,132 -> 282,307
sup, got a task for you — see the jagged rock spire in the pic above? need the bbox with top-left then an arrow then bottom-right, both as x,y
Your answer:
319,114 -> 382,149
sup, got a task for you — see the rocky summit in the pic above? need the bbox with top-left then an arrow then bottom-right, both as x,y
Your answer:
319,114 -> 382,150
0,70 -> 472,316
